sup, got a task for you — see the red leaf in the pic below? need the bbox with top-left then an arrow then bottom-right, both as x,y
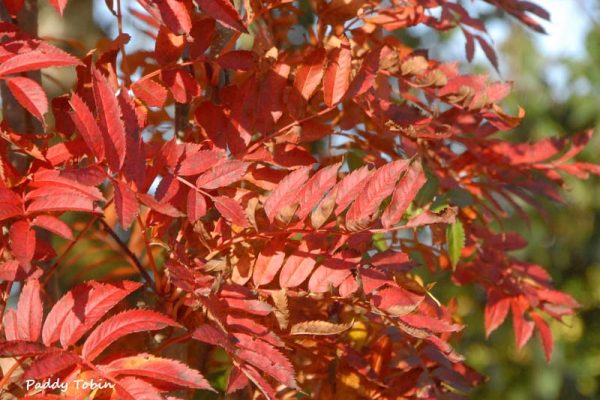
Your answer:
0,188 -> 22,205
117,89 -> 146,190
189,18 -> 216,59
263,166 -> 311,222
240,364 -> 278,400
16,279 -> 43,342
371,286 -> 424,316
3,309 -> 17,340
195,160 -> 248,189
132,79 -> 168,108
214,196 -> 248,227
192,324 -> 231,348
69,93 -> 105,161
531,312 -> 553,362
195,0 -> 248,33
104,354 -> 215,391
156,0 -> 192,34
115,377 -> 163,400
222,298 -> 273,316
339,275 -> 359,297
404,207 -> 457,229
235,334 -> 297,388
82,309 -> 180,361
346,46 -> 382,99
42,284 -> 87,346
187,189 -> 207,223
360,268 -> 390,294
92,69 -> 127,172
227,366 -> 249,393
4,0 -> 24,15
114,180 -> 139,229
4,77 -> 48,123
177,149 -> 223,176
511,296 -> 534,350
279,246 -> 317,288
295,162 -> 340,220
27,194 -> 101,215
293,48 -> 326,101
255,63 -> 290,133
323,37 -> 352,107
381,160 -> 426,228
138,193 -> 185,218
58,281 -> 142,347
308,256 -> 355,293
0,188 -> 23,222
464,30 -> 475,62
32,215 -> 73,240
161,67 -> 201,103
252,240 -> 286,286
0,49 -> 80,76
332,165 -> 372,214
49,0 -> 68,15
476,36 -> 498,71
194,101 -> 229,149
217,50 -> 255,71
10,220 -> 36,267
346,159 -> 409,230
0,341 -> 53,357
484,290 -> 511,337
23,352 -> 79,380
29,169 -> 105,201
0,260 -> 27,281
399,314 -> 462,333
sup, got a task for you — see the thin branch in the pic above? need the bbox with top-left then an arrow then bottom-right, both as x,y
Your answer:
155,332 -> 193,353
115,0 -> 132,86
246,106 -> 336,153
0,356 -> 24,388
41,214 -> 101,286
137,215 -> 162,293
99,219 -> 155,291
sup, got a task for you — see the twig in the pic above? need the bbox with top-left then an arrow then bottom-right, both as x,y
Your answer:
155,332 -> 193,353
246,106 -> 336,153
137,215 -> 162,293
115,0 -> 132,86
41,214 -> 101,286
0,356 -> 24,389
99,219 -> 155,291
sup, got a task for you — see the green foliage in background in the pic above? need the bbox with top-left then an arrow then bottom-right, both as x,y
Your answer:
445,17 -> 600,400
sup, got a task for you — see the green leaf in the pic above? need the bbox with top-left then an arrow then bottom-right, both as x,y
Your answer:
372,233 -> 388,251
447,220 -> 465,269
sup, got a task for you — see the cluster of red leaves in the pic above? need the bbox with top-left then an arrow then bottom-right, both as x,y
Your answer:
0,0 -> 597,399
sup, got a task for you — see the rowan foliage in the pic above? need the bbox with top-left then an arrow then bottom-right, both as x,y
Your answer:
0,0 -> 597,399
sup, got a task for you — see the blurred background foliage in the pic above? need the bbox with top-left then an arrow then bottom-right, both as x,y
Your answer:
423,3 -> 600,399
35,0 -> 600,398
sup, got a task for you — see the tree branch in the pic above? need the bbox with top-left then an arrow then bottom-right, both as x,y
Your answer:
99,219 -> 156,291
